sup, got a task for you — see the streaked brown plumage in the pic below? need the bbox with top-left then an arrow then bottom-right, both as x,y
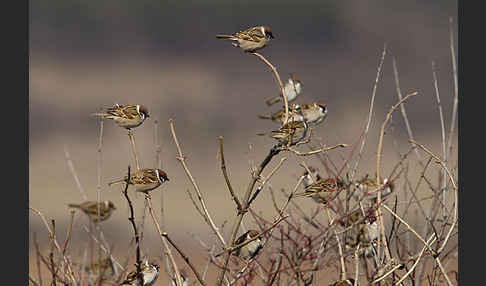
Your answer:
120,261 -> 160,286
257,120 -> 309,145
294,177 -> 345,204
330,278 -> 356,286
259,102 -> 328,126
233,230 -> 263,260
216,26 -> 274,52
108,168 -> 169,193
92,104 -> 150,130
68,200 -> 116,223
353,175 -> 394,201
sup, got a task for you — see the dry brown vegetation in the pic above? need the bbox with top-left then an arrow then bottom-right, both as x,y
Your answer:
29,17 -> 458,286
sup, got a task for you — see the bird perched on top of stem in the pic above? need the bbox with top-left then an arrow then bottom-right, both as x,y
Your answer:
294,177 -> 345,204
68,200 -> 116,223
120,260 -> 160,286
216,25 -> 274,52
108,168 -> 169,193
92,104 -> 150,130
233,230 -> 263,260
265,74 -> 303,106
257,120 -> 309,146
259,102 -> 328,125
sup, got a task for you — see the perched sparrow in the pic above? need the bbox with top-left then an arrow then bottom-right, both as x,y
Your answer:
330,278 -> 356,286
301,166 -> 323,188
68,200 -> 116,223
233,230 -> 263,260
81,257 -> 115,283
257,120 -> 309,145
353,176 -> 394,201
340,208 -> 379,258
259,102 -> 328,126
265,74 -> 303,106
170,269 -> 189,286
120,260 -> 160,286
109,168 -> 169,193
294,177 -> 345,204
92,104 -> 150,130
216,25 -> 274,52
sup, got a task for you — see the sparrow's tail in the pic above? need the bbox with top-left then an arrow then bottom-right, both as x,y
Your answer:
68,204 -> 81,209
257,114 -> 273,120
215,34 -> 235,39
265,96 -> 281,106
91,112 -> 110,118
108,178 -> 127,187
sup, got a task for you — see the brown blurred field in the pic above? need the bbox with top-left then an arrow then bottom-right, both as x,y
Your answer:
30,1 -> 458,284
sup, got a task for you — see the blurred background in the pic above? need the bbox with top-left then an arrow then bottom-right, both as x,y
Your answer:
29,0 -> 458,283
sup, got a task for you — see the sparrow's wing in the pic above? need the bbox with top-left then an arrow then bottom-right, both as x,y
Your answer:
106,105 -> 140,119
122,270 -> 137,284
130,169 -> 159,185
236,27 -> 265,42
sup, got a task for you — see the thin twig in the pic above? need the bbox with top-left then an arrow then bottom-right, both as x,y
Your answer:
127,131 -> 141,171
251,52 -> 288,125
121,166 -> 144,286
350,43 -> 387,181
162,232 -> 208,286
446,16 -> 458,163
63,145 -> 88,201
145,195 -> 183,286
219,136 -> 242,211
169,119 -> 227,247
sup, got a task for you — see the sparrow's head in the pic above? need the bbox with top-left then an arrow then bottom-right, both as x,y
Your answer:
247,230 -> 260,240
316,101 -> 328,113
156,169 -> 169,182
105,201 -> 116,210
138,105 -> 150,118
262,26 -> 274,39
290,73 -> 303,85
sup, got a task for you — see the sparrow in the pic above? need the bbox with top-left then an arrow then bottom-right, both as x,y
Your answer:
340,208 -> 379,258
259,102 -> 328,126
108,168 -> 169,193
233,230 -> 263,260
216,25 -> 274,52
265,74 -> 303,106
120,260 -> 160,286
294,177 -> 345,204
81,257 -> 115,283
68,200 -> 116,223
330,278 -> 356,286
352,175 -> 394,202
92,104 -> 150,130
257,120 -> 309,146
301,166 -> 323,188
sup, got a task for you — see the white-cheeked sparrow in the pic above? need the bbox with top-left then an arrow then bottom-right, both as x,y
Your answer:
216,26 -> 274,52
294,177 -> 345,204
339,207 -> 379,258
92,104 -> 150,130
265,74 -> 303,106
68,200 -> 116,223
257,120 -> 309,146
109,168 -> 169,193
120,260 -> 160,286
353,176 -> 394,202
259,102 -> 328,126
233,230 -> 263,260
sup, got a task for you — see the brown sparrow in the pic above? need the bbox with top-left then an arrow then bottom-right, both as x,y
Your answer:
353,175 -> 394,201
257,120 -> 309,145
259,102 -> 328,126
301,166 -> 323,188
81,257 -> 115,283
330,278 -> 356,286
216,26 -> 274,52
265,74 -> 303,106
108,168 -> 169,193
68,200 -> 116,223
92,104 -> 150,130
294,177 -> 345,204
233,230 -> 263,260
340,208 -> 379,258
120,260 -> 160,286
